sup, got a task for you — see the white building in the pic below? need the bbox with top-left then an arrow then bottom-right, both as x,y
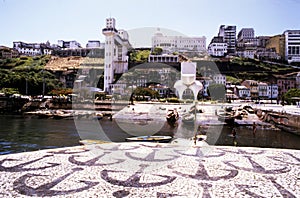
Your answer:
234,85 -> 251,99
57,40 -> 82,49
267,84 -> 278,99
102,17 -> 132,93
284,30 -> 300,63
148,54 -> 179,63
213,74 -> 226,85
207,36 -> 227,57
86,40 -> 103,48
258,82 -> 268,98
13,41 -> 52,56
152,29 -> 206,54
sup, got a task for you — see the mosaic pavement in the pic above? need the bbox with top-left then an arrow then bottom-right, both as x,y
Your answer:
0,143 -> 299,197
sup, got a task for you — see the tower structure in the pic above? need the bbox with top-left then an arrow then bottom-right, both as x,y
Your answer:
102,18 -> 131,93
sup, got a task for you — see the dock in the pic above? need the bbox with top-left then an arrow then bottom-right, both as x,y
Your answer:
0,142 -> 299,197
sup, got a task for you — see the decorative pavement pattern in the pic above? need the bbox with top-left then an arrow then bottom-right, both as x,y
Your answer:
0,143 -> 299,198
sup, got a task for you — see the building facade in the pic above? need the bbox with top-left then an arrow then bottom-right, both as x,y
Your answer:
284,30 -> 300,63
13,41 -> 53,56
266,35 -> 285,59
213,74 -> 226,85
218,25 -> 236,55
242,80 -> 259,99
207,36 -> 227,57
152,29 -> 206,54
102,17 -> 132,93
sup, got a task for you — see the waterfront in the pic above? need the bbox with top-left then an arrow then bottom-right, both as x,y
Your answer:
1,112 -> 300,155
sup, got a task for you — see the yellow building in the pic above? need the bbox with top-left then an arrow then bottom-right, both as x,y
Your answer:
266,34 -> 285,59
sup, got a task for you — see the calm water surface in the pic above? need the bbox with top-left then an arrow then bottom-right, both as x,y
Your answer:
0,114 -> 300,155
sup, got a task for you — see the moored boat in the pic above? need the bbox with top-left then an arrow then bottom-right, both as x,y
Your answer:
125,135 -> 172,143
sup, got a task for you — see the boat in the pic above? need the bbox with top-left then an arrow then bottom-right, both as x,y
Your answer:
166,109 -> 179,124
182,113 -> 195,123
216,109 -> 235,125
125,135 -> 172,143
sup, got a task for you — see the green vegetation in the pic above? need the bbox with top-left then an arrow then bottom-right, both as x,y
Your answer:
129,49 -> 150,63
133,87 -> 159,100
226,76 -> 242,84
284,88 -> 300,104
0,55 -> 62,95
151,47 -> 163,55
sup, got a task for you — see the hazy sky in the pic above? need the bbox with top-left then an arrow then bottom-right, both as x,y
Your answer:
1,0 -> 299,47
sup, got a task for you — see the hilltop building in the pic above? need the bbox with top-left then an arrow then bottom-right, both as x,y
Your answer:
102,17 -> 132,93
218,25 -> 236,55
13,41 -> 53,56
284,30 -> 300,63
207,36 -> 227,57
236,28 -> 258,59
151,28 -> 206,54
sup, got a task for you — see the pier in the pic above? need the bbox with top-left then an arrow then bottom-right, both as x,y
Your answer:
0,143 -> 299,197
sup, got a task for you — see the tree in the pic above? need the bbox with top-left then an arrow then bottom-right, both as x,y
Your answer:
151,47 -> 163,55
284,88 -> 300,105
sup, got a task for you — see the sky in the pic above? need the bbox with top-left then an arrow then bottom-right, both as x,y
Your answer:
0,0 -> 300,48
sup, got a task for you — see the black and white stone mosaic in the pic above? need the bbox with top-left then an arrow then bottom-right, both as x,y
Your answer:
0,143 -> 299,197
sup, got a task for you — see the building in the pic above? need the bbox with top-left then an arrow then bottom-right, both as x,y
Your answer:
242,80 -> 259,99
86,40 -> 103,49
267,83 -> 278,99
237,28 -> 255,42
276,74 -> 296,96
234,85 -> 251,99
102,17 -> 132,93
207,36 -> 227,57
236,28 -> 258,59
266,34 -> 285,59
284,30 -> 300,63
258,82 -> 268,99
218,25 -> 236,55
148,54 -> 179,63
13,41 -> 53,56
152,28 -> 206,54
57,40 -> 82,49
0,46 -> 19,59
213,74 -> 226,85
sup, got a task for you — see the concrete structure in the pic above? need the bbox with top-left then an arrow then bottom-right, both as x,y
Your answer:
102,17 -> 132,93
152,29 -> 206,54
174,62 -> 203,100
13,41 -> 53,56
266,35 -> 285,59
284,30 -> 300,63
207,36 -> 227,57
218,25 -> 236,54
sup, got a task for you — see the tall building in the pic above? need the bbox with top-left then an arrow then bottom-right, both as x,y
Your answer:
284,30 -> 300,63
152,29 -> 206,54
236,28 -> 258,58
218,25 -> 236,54
102,17 -> 131,93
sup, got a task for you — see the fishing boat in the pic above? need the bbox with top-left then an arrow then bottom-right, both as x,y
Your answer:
125,135 -> 172,143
